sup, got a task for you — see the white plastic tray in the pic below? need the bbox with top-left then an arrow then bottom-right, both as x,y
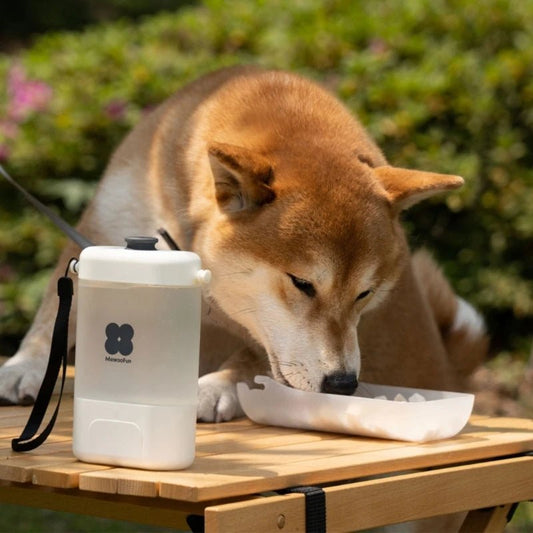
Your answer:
237,376 -> 474,442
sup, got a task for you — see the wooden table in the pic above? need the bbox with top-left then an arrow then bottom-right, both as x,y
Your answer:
0,369 -> 531,532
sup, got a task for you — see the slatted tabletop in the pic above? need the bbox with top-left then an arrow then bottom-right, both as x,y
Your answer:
1,368 -> 532,508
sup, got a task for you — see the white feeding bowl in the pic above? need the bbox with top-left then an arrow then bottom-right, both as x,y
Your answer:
237,376 -> 474,442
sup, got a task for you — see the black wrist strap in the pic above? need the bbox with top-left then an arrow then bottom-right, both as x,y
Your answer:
12,268 -> 74,452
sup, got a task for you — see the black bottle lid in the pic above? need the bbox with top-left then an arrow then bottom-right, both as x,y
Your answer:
125,236 -> 158,250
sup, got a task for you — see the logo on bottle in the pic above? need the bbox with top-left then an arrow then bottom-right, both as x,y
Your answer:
104,323 -> 134,363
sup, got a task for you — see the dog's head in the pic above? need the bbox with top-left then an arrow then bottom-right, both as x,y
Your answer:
200,140 -> 463,394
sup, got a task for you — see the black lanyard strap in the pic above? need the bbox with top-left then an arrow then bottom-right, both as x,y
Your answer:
11,264 -> 74,452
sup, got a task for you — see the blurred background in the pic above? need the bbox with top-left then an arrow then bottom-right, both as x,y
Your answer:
0,0 -> 532,529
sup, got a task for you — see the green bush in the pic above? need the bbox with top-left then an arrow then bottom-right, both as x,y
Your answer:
1,0 -> 532,357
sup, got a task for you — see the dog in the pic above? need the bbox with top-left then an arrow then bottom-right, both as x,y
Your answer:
0,66 -> 488,424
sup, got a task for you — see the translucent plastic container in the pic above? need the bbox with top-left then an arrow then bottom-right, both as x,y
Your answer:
72,237 -> 210,470
238,376 -> 474,442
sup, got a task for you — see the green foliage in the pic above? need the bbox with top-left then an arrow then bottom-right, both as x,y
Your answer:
1,0 -> 532,355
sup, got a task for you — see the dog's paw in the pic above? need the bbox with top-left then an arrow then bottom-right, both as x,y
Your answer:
0,355 -> 46,406
197,372 -> 244,423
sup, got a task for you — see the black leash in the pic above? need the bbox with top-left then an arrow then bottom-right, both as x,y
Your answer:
11,260 -> 75,452
0,164 -> 93,249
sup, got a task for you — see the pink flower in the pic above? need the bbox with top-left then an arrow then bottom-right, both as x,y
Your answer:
104,99 -> 128,121
7,65 -> 53,121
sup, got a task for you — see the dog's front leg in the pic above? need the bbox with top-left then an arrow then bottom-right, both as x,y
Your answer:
0,241 -> 80,405
197,346 -> 269,423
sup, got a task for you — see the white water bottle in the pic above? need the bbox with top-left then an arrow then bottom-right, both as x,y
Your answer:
72,237 -> 210,470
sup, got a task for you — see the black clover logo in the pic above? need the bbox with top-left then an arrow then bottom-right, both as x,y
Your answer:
105,323 -> 134,356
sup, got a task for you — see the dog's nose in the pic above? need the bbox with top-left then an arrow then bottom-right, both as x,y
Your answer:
321,372 -> 358,395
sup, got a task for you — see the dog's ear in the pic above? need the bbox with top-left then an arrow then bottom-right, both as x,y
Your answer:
208,142 -> 275,213
374,166 -> 464,212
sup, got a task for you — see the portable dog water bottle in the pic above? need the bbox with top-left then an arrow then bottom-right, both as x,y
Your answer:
72,237 -> 211,470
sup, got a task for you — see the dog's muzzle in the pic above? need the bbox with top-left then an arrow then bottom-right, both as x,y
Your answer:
321,372 -> 358,395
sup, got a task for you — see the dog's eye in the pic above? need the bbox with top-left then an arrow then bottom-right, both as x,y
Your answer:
288,274 -> 316,297
356,289 -> 372,302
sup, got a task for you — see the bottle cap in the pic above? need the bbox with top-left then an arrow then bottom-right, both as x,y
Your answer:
77,236 -> 210,287
125,236 -> 158,250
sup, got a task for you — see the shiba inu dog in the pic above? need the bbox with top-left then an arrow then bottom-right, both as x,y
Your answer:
0,66 -> 488,424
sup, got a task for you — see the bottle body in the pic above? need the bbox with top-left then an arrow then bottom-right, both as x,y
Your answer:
73,278 -> 202,470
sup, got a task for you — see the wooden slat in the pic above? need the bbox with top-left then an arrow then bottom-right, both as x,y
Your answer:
325,455 -> 533,531
0,426 -> 72,446
81,467 -> 267,501
205,492 -> 305,533
0,391 -> 75,484
0,483 -> 193,531
205,455 -> 533,533
196,425 -> 340,456
0,394 -> 73,453
1,437 -> 73,457
460,504 -> 514,533
0,455 -> 76,483
32,461 -> 113,489
79,467 -> 165,498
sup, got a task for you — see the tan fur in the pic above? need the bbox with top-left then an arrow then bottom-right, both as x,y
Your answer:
0,67 -> 488,429
412,250 -> 489,384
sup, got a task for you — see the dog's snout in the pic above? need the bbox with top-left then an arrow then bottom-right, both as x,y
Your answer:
321,372 -> 358,395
